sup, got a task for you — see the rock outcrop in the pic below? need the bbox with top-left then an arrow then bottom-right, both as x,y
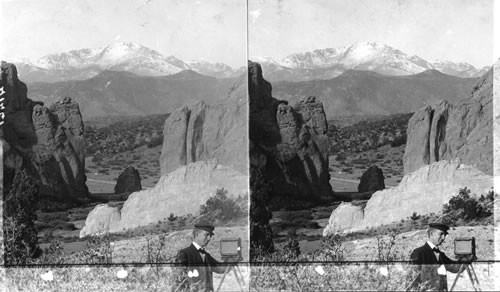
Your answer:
1,62 -> 88,200
323,202 -> 364,236
79,204 -> 121,237
160,100 -> 247,175
403,68 -> 493,175
114,166 -> 142,194
358,165 -> 385,193
324,160 -> 493,234
249,61 -> 333,203
80,160 -> 247,237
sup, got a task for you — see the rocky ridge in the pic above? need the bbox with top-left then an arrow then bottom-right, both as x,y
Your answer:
1,61 -> 88,201
249,61 -> 333,203
403,68 -> 493,175
80,160 -> 247,236
324,160 -> 493,235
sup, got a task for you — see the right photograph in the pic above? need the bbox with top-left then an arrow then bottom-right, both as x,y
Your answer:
248,0 -> 496,291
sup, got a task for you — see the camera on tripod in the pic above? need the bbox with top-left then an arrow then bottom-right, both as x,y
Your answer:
454,237 -> 476,260
220,238 -> 242,262
217,238 -> 246,292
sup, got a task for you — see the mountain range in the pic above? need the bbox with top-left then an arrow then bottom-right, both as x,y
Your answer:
14,42 -> 245,83
272,69 -> 479,118
28,69 -> 243,119
251,42 -> 488,82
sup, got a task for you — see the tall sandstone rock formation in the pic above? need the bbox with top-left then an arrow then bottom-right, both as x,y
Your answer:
1,61 -> 88,200
324,66 -> 494,235
81,72 -> 248,236
403,68 -> 493,175
249,61 -> 333,202
160,99 -> 247,175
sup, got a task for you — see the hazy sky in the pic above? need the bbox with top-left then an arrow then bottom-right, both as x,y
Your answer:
0,0 -> 247,67
249,0 -> 496,67
0,0 -> 497,68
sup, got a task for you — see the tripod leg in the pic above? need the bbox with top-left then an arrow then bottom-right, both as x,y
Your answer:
231,267 -> 245,292
234,265 -> 247,286
450,264 -> 464,292
468,264 -> 481,286
216,265 -> 231,292
465,265 -> 481,292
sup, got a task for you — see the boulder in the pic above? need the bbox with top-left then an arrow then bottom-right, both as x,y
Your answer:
323,202 -> 364,236
324,161 -> 492,235
403,68 -> 493,175
358,165 -> 385,193
1,62 -> 88,200
249,62 -> 333,202
80,160 -> 247,236
114,166 -> 142,194
79,204 -> 121,237
360,160 -> 492,230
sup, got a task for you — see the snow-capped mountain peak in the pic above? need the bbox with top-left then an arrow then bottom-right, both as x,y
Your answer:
252,42 -> 486,80
14,42 -> 241,82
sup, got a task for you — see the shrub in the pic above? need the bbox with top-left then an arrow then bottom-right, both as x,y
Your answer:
282,229 -> 301,259
77,232 -> 114,264
167,213 -> 178,222
376,233 -> 402,261
147,134 -> 164,148
91,154 -> 103,163
199,188 -> 245,222
37,238 -> 65,264
442,187 -> 494,224
390,135 -> 407,147
335,153 -> 347,161
312,234 -> 345,261
143,235 -> 172,275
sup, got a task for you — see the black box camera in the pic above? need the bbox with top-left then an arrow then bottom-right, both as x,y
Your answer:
220,238 -> 242,261
454,237 -> 476,258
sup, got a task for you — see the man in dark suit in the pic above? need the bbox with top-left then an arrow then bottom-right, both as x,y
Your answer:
409,222 -> 465,291
173,222 -> 226,292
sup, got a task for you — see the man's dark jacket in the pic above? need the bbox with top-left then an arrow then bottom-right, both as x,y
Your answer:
410,243 -> 462,291
173,244 -> 226,292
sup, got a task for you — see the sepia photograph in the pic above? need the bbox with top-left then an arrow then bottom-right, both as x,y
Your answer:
248,0 -> 497,291
1,0 -> 248,291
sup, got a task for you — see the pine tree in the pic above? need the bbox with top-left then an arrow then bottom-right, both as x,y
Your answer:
4,170 -> 41,264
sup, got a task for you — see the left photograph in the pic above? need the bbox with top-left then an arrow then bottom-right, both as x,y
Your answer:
0,0 -> 248,291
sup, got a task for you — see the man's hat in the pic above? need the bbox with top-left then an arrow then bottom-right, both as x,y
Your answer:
429,222 -> 450,235
194,222 -> 215,236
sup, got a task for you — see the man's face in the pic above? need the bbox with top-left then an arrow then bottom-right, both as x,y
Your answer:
194,230 -> 212,248
429,228 -> 447,246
